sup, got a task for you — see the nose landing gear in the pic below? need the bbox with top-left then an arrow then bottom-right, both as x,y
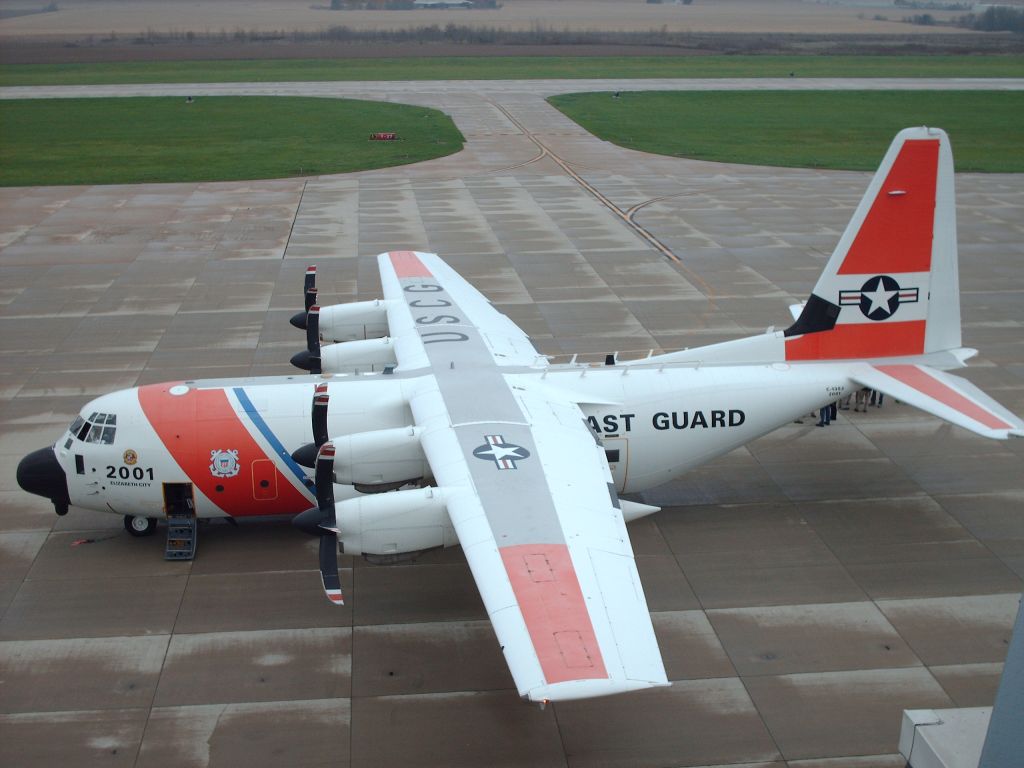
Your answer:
124,515 -> 157,537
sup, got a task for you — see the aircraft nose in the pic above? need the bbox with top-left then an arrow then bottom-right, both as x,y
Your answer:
17,446 -> 70,514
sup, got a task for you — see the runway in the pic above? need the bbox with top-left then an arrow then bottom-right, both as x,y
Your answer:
1,79 -> 1022,767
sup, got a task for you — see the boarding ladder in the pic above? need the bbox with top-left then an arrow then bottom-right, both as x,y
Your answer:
165,499 -> 197,561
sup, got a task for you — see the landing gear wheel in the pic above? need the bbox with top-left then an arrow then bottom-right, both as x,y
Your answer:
124,515 -> 157,537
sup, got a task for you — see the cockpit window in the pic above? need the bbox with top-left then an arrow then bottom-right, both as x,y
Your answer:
74,412 -> 117,444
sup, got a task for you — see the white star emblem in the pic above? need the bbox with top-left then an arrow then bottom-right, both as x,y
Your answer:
861,280 -> 897,316
476,444 -> 526,462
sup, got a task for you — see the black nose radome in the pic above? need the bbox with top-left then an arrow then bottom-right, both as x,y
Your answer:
17,446 -> 70,514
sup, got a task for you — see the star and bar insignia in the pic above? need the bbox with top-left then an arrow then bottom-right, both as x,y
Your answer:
839,275 -> 919,321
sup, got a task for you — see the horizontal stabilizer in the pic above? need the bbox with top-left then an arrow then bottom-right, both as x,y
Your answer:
852,364 -> 1024,440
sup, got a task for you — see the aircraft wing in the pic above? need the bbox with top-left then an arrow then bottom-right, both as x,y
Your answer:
851,363 -> 1024,439
379,250 -> 667,701
378,251 -> 542,371
409,381 -> 668,702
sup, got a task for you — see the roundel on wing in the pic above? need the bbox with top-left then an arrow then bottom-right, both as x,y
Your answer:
472,435 -> 530,471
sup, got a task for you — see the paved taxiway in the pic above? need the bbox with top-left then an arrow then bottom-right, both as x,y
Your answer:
1,79 -> 1023,767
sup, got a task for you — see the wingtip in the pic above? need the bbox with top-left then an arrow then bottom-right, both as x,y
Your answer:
525,677 -> 665,702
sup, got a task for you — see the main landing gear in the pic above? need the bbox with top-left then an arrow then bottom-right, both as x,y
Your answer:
124,515 -> 157,537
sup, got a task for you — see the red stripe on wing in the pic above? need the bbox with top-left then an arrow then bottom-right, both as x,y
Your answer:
389,251 -> 433,278
838,139 -> 939,276
874,365 -> 1013,430
138,384 -> 313,517
501,544 -> 608,685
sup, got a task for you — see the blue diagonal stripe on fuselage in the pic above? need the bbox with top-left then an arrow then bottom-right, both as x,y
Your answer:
233,387 -> 314,499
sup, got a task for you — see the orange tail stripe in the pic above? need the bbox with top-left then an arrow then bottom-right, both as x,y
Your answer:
785,320 -> 926,361
838,139 -> 939,276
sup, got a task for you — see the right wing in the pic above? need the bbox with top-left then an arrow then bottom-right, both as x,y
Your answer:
378,251 -> 542,371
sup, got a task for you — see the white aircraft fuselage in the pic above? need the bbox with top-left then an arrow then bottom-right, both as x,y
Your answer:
52,360 -> 850,545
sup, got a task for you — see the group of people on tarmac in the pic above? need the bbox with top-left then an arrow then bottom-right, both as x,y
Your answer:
799,387 -> 885,427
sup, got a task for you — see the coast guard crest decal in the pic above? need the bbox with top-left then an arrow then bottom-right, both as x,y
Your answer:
472,435 -> 530,470
209,449 -> 240,478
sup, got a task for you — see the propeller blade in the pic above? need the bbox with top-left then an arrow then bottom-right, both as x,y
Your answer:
319,533 -> 344,605
290,267 -> 317,329
315,442 -> 336,512
306,305 -> 322,375
313,382 -> 329,448
291,382 -> 331,467
315,442 -> 343,605
291,306 -> 322,373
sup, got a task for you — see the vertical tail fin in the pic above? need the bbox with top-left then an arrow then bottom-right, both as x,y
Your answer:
784,127 -> 960,361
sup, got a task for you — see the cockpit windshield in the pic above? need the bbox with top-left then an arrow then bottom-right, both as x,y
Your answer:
69,412 -> 117,445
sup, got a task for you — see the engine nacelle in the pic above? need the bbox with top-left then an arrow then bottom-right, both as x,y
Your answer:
335,487 -> 454,556
332,426 -> 428,486
320,337 -> 397,373
319,300 -> 391,343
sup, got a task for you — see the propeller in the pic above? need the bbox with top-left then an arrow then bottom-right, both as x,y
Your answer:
315,443 -> 344,605
292,442 -> 344,605
289,305 -> 322,373
291,382 -> 329,468
289,265 -> 317,329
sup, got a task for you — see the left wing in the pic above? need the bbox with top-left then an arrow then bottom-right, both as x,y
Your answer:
377,250 -> 667,701
851,363 -> 1024,439
410,381 -> 669,702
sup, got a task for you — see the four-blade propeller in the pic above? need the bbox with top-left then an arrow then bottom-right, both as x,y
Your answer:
291,382 -> 329,468
290,305 -> 322,374
289,268 -> 343,605
289,265 -> 318,330
291,440 -> 345,605
314,442 -> 344,606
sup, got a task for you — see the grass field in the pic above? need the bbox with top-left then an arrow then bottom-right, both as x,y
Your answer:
1,55 -> 1023,87
0,97 -> 464,186
549,90 -> 1024,172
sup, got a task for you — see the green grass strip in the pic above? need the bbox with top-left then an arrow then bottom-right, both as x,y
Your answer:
548,90 -> 1024,172
1,54 -> 1023,86
0,96 -> 464,186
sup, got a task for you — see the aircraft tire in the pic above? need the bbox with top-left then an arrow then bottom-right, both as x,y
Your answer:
124,515 -> 157,537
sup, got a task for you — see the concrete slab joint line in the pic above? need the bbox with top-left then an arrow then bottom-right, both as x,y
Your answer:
489,99 -> 683,264
282,180 -> 309,260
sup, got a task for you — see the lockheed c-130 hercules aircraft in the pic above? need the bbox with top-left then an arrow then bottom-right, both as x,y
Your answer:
16,127 -> 1024,704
